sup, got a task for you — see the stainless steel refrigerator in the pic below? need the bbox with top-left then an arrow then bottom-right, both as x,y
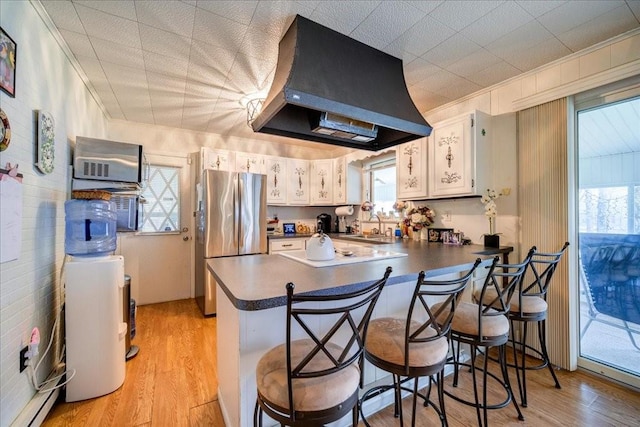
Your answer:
195,169 -> 267,316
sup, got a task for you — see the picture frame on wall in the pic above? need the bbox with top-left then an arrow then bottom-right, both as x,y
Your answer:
0,27 -> 17,98
35,111 -> 55,174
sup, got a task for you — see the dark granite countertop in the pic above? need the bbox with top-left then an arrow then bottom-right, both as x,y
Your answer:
208,238 -> 513,311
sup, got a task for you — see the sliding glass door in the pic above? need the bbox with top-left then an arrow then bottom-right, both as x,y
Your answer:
576,92 -> 640,388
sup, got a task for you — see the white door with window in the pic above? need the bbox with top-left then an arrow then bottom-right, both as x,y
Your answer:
118,153 -> 192,305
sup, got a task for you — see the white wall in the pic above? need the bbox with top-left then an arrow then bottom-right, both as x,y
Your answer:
0,2 -> 109,425
108,119 -> 347,160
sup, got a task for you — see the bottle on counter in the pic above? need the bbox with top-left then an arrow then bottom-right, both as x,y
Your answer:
395,223 -> 402,237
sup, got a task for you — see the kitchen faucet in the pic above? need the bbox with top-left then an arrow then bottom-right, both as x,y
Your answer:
369,214 -> 383,236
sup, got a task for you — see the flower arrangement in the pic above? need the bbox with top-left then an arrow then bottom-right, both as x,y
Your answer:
360,201 -> 374,212
404,205 -> 435,230
480,188 -> 502,235
392,200 -> 407,212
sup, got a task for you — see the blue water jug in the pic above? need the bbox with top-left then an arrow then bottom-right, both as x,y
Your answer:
65,199 -> 117,256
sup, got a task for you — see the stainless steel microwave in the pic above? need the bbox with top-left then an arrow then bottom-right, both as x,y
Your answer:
73,136 -> 143,183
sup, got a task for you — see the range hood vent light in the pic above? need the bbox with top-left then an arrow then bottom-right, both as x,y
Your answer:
251,15 -> 431,151
311,112 -> 378,142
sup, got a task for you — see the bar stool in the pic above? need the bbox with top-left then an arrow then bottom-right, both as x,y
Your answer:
446,250 -> 534,427
360,259 -> 482,427
253,266 -> 392,427
499,242 -> 569,407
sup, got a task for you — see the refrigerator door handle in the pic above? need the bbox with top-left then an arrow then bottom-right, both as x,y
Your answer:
235,174 -> 241,251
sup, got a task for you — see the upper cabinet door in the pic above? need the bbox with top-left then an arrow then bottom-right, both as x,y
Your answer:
333,157 -> 347,204
235,153 -> 265,174
265,156 -> 287,205
396,138 -> 428,200
310,159 -> 334,205
286,158 -> 310,205
202,147 -> 234,171
428,111 -> 491,198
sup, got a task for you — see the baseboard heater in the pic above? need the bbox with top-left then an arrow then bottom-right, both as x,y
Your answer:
10,371 -> 64,427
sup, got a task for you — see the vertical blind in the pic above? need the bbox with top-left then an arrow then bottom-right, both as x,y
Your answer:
517,98 -> 571,369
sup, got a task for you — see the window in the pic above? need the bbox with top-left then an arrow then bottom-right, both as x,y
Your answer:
364,153 -> 396,216
140,165 -> 181,233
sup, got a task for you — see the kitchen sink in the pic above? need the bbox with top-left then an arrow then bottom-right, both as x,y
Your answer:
335,234 -> 397,244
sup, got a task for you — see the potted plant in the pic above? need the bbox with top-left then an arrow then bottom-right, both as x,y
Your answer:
481,188 -> 503,247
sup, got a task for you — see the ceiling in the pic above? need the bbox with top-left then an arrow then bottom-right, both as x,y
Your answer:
38,0 -> 640,152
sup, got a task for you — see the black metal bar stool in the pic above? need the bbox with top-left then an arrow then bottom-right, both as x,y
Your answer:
360,259 -> 482,427
445,250 -> 534,427
500,242 -> 569,407
254,266 -> 392,427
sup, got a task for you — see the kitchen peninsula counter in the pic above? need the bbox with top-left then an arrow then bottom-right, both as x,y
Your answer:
208,240 -> 513,427
208,239 -> 513,311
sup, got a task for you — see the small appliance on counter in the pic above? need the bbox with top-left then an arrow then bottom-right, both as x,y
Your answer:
305,232 -> 335,261
266,217 -> 279,235
335,205 -> 354,233
317,213 -> 332,233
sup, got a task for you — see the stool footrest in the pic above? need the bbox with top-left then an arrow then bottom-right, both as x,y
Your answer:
444,361 -> 513,411
359,377 -> 444,427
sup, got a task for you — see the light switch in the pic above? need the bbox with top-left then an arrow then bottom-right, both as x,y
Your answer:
443,211 -> 452,222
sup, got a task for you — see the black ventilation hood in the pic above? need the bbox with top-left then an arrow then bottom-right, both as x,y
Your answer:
251,15 -> 432,151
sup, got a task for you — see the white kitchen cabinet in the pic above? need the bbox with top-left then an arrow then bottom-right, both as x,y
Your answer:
201,147 -> 234,171
235,152 -> 265,174
396,138 -> 428,200
268,238 -> 306,254
428,110 -> 491,198
286,158 -> 310,205
265,156 -> 287,205
309,159 -> 334,205
333,157 -> 362,205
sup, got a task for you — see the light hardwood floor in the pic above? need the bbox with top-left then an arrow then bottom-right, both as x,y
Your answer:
43,298 -> 640,426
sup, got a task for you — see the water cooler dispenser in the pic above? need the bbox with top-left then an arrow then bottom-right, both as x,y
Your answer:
64,198 -> 127,402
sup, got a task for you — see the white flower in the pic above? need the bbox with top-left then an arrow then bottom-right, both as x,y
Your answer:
480,188 -> 502,218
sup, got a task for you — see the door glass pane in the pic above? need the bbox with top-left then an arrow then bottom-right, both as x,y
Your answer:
140,165 -> 181,233
577,97 -> 640,383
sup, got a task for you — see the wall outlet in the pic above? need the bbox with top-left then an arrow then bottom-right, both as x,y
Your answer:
20,346 -> 28,373
443,211 -> 452,222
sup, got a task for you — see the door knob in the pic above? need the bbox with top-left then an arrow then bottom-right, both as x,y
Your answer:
183,236 -> 190,241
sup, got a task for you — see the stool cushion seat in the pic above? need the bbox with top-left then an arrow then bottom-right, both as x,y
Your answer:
256,339 -> 360,413
365,317 -> 449,368
473,288 -> 548,315
445,302 -> 509,338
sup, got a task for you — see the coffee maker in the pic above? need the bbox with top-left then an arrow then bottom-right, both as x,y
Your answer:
316,213 -> 332,234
